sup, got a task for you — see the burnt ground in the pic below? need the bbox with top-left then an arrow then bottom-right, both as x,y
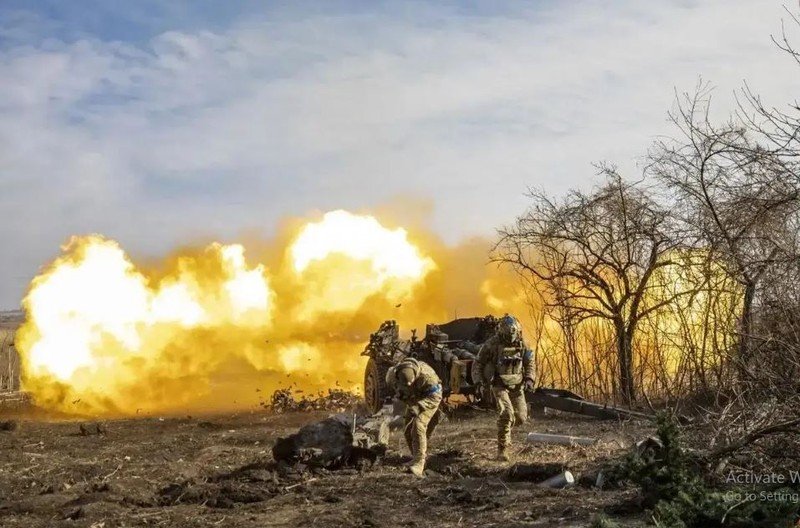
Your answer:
0,405 -> 654,527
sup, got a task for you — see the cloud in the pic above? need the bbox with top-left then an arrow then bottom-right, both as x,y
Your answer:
0,0 -> 798,307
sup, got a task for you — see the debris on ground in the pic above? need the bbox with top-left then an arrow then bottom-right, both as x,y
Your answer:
0,419 -> 18,431
266,387 -> 362,413
272,412 -> 389,469
539,470 -> 575,488
526,431 -> 597,446
79,422 -> 107,436
504,463 -> 576,489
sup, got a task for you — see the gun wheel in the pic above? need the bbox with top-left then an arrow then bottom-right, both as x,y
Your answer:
364,358 -> 390,414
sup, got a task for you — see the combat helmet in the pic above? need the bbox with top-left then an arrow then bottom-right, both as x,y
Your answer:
385,359 -> 418,387
497,314 -> 522,344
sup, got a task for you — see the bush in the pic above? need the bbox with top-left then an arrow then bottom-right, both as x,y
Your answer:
608,414 -> 800,527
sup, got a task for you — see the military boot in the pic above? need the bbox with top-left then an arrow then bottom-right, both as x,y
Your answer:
407,458 -> 425,477
497,445 -> 510,462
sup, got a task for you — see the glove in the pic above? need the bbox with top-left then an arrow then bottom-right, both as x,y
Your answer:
523,378 -> 535,391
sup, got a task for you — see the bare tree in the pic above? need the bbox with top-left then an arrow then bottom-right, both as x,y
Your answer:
647,87 -> 800,362
492,173 -> 682,402
737,8 -> 800,167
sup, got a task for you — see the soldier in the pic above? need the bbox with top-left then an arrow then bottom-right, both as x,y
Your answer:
476,314 -> 535,462
385,357 -> 443,477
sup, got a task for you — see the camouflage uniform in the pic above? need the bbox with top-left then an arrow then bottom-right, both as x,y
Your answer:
476,317 -> 535,461
386,357 -> 443,476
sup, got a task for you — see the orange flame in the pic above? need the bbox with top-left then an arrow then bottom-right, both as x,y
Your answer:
16,210 -> 505,416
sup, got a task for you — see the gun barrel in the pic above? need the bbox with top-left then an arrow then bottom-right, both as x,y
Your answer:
527,389 -> 654,421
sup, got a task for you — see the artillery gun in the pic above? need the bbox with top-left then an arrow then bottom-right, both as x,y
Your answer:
361,314 -> 654,422
361,315 -> 501,413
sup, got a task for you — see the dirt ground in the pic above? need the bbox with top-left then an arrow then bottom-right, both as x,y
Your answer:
0,404 -> 655,527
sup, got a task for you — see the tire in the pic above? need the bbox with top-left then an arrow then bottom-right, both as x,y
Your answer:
364,358 -> 391,414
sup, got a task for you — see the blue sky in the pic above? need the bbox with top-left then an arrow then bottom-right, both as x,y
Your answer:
0,0 -> 798,308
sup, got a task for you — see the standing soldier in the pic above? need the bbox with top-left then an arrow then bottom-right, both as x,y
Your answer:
385,357 -> 443,477
476,314 -> 535,462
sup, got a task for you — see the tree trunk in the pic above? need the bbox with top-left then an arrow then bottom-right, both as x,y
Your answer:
615,319 -> 636,403
738,280 -> 756,361
562,315 -> 581,391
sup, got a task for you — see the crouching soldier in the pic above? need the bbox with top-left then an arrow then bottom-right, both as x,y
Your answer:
476,315 -> 535,462
385,357 -> 443,477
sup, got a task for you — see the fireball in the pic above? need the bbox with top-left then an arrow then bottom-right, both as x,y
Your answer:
16,211 -> 437,416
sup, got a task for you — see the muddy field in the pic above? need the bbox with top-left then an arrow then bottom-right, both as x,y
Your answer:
0,405 -> 654,527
